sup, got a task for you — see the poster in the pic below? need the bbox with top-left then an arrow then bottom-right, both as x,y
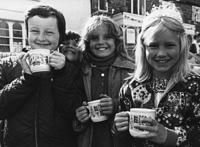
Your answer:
126,28 -> 136,44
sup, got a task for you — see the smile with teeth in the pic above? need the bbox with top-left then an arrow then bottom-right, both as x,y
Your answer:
155,59 -> 169,63
97,47 -> 107,51
36,43 -> 50,46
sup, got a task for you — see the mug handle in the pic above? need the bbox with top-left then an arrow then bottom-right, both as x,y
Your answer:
127,111 -> 131,124
127,111 -> 130,116
86,105 -> 91,118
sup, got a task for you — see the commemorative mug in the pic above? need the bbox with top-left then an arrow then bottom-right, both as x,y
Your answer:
87,100 -> 108,122
28,49 -> 50,73
128,108 -> 156,137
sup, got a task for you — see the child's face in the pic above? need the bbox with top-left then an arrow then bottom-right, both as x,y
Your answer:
61,39 -> 79,61
27,16 -> 60,51
143,26 -> 180,76
89,24 -> 115,58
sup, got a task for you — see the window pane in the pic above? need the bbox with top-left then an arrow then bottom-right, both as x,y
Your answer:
139,0 -> 145,15
99,0 -> 107,11
133,0 -> 138,14
13,30 -> 22,38
0,29 -> 9,37
99,0 -> 105,10
126,0 -> 131,13
13,23 -> 22,30
0,22 -> 9,52
0,22 -> 8,29
13,23 -> 22,38
0,38 -> 9,44
13,38 -> 22,43
0,45 -> 10,52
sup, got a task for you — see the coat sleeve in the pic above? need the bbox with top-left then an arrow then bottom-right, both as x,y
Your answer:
171,76 -> 200,146
111,81 -> 133,135
0,59 -> 38,119
53,61 -> 82,118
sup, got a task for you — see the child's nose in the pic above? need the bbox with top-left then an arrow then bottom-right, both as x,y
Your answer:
98,36 -> 104,44
157,46 -> 167,56
37,33 -> 46,41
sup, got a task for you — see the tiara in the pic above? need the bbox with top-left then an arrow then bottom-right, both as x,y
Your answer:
146,4 -> 183,23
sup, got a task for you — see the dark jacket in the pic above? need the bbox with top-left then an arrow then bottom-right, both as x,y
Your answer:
0,55 -> 79,147
73,56 -> 135,147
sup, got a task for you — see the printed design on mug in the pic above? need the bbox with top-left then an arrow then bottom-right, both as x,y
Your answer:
29,53 -> 48,66
90,105 -> 103,117
130,114 -> 148,132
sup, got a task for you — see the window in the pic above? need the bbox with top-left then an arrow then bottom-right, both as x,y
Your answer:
98,0 -> 108,12
192,6 -> 200,23
139,0 -> 145,15
91,0 -> 98,10
0,21 -> 9,52
126,0 -> 146,15
13,23 -> 23,52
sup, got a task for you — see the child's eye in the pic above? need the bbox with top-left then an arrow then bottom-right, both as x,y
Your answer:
46,31 -> 54,35
146,43 -> 158,49
90,36 -> 98,40
30,30 -> 39,33
104,35 -> 113,39
166,43 -> 176,48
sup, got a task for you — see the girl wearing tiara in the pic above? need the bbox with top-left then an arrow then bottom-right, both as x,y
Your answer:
114,5 -> 200,147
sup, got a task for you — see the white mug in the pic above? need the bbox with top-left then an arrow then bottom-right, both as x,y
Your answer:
128,108 -> 156,137
87,100 -> 108,122
28,49 -> 50,73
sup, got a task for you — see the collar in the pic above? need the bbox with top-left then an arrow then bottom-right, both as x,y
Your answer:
82,56 -> 135,75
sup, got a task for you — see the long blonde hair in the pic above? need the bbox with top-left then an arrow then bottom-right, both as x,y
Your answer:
131,6 -> 190,86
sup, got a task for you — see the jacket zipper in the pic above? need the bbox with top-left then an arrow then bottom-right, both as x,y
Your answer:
34,115 -> 38,147
34,89 -> 39,147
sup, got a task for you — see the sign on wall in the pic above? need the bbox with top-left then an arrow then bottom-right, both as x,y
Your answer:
183,23 -> 195,35
192,6 -> 200,23
126,28 -> 136,44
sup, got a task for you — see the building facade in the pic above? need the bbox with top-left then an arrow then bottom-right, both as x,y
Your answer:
0,0 -> 91,53
90,0 -> 200,53
1,0 -> 199,53
0,0 -> 40,52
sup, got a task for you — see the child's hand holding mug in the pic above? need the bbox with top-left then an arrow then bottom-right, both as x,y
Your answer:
75,101 -> 90,123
